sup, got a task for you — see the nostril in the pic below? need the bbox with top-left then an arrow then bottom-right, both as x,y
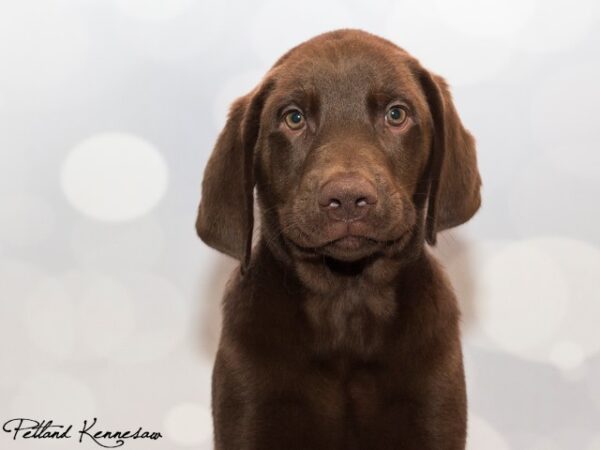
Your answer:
318,175 -> 378,220
328,199 -> 341,209
356,197 -> 368,207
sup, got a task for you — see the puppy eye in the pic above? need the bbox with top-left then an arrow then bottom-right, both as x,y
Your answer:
385,105 -> 408,127
283,109 -> 305,130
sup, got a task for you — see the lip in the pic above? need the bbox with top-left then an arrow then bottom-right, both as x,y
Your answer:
285,227 -> 412,262
329,235 -> 373,250
320,235 -> 383,262
286,233 -> 378,260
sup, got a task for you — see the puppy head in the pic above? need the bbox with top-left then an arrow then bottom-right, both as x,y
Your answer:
196,30 -> 481,268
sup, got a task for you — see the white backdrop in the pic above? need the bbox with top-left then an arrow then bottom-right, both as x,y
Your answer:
1,0 -> 599,448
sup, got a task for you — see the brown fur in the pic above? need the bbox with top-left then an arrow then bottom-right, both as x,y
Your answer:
196,29 -> 481,449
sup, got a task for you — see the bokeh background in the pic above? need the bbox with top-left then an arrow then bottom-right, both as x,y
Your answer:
1,0 -> 599,448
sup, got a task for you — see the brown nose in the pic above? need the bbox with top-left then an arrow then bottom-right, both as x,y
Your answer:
318,174 -> 378,222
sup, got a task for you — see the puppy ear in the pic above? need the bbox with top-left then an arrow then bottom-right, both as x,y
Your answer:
417,69 -> 481,245
196,81 -> 272,270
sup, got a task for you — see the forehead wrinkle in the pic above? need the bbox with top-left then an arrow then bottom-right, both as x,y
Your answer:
316,62 -> 414,124
268,84 -> 318,114
269,40 -> 427,125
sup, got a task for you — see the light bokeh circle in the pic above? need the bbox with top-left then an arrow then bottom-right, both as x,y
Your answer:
478,239 -> 569,354
25,270 -> 187,363
445,237 -> 600,368
25,270 -> 136,360
533,238 -> 600,364
61,132 -> 168,222
164,403 -> 213,446
440,239 -> 510,340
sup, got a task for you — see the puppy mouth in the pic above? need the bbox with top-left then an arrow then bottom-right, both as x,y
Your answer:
321,232 -> 409,260
320,235 -> 381,261
287,229 -> 409,262
329,235 -> 373,250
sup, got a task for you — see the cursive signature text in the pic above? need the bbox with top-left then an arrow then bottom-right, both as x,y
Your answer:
2,418 -> 162,448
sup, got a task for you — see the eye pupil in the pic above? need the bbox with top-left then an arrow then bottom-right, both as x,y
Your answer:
284,109 -> 305,129
387,106 -> 407,126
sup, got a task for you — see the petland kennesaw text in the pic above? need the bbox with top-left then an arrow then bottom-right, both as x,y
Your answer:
2,418 -> 162,448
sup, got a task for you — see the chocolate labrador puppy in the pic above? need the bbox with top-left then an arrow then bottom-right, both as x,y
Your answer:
196,29 -> 481,450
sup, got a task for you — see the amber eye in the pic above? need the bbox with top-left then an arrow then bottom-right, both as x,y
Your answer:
284,109 -> 305,130
385,105 -> 408,126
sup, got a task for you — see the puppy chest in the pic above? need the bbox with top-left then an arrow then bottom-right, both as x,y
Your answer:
303,288 -> 396,356
306,359 -> 388,425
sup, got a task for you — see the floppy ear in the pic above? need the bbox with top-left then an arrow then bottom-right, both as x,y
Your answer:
417,69 -> 482,245
196,82 -> 272,270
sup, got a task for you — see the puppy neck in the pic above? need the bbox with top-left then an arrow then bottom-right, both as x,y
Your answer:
253,230 -> 427,296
